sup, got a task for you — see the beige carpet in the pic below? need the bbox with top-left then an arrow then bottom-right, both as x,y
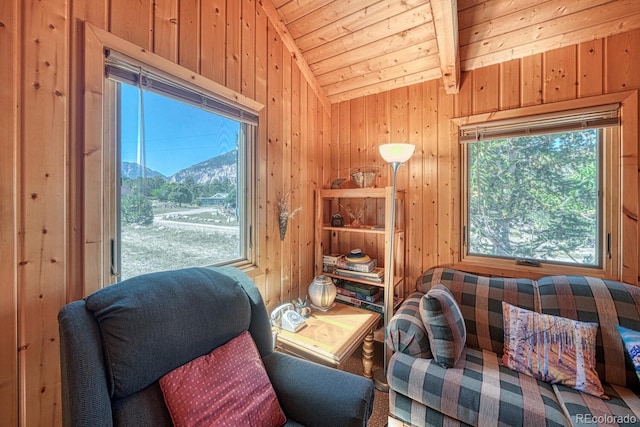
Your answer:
342,341 -> 389,427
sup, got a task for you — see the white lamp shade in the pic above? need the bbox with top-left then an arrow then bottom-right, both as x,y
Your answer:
379,143 -> 415,164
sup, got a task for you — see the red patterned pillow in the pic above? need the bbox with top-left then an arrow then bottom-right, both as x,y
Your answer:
159,331 -> 286,427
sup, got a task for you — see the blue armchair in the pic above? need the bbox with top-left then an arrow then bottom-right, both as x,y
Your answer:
58,266 -> 375,427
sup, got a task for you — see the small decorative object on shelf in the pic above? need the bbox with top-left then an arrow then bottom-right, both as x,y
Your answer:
340,203 -> 366,228
345,249 -> 371,263
308,275 -> 337,310
350,166 -> 380,188
331,213 -> 344,227
331,178 -> 346,189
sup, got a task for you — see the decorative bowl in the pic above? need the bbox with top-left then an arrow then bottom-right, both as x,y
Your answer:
350,166 -> 380,188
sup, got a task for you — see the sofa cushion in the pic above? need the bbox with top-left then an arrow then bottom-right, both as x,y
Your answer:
387,292 -> 432,358
502,302 -> 606,398
389,390 -> 473,427
537,275 -> 640,390
387,347 -> 569,427
420,285 -> 466,368
85,267 -> 251,399
552,382 -> 640,427
616,325 -> 640,382
159,331 -> 286,427
417,267 -> 537,355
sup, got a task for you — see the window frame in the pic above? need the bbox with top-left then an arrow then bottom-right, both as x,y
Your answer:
82,24 -> 264,293
452,92 -> 638,282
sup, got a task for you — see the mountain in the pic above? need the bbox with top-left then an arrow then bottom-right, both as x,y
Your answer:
169,150 -> 237,184
121,162 -> 166,180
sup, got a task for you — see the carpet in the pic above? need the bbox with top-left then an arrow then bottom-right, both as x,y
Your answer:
342,341 -> 389,427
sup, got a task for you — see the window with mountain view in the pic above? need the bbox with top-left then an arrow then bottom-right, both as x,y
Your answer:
109,73 -> 256,280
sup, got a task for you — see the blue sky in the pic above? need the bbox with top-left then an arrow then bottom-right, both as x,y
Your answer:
120,83 -> 240,177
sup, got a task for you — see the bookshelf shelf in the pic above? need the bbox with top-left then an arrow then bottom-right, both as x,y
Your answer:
315,186 -> 406,321
323,272 -> 404,288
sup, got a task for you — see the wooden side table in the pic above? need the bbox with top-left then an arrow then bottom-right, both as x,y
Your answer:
275,303 -> 381,378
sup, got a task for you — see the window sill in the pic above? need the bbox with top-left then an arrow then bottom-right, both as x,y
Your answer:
453,257 -> 613,281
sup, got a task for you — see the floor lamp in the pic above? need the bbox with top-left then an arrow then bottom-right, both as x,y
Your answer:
373,143 -> 415,392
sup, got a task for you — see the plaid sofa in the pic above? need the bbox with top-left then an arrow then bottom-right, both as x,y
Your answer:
386,267 -> 640,427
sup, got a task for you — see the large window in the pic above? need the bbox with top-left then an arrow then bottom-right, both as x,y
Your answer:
458,104 -> 620,276
467,129 -> 601,266
105,53 -> 258,280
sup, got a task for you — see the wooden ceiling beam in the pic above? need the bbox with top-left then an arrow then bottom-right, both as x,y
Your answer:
430,0 -> 460,94
259,0 -> 332,113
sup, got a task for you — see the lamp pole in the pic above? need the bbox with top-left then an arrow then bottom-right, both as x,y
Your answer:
374,143 -> 414,392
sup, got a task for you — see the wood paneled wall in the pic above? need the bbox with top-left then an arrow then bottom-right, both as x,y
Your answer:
1,1 -> 639,424
0,0 -> 326,425
330,29 -> 640,293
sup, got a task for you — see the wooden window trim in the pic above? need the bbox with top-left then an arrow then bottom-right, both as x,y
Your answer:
451,91 -> 638,284
81,23 -> 264,295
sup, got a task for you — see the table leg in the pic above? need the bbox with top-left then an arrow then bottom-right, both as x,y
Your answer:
362,330 -> 374,378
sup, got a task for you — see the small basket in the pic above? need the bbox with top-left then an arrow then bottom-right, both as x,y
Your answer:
350,166 -> 380,188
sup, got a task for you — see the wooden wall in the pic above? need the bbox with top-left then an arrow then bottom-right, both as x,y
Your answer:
330,29 -> 640,293
0,0 -> 326,425
1,0 -> 639,424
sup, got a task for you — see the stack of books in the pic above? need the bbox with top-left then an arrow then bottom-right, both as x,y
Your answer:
334,249 -> 383,283
322,249 -> 385,284
335,280 -> 381,303
335,284 -> 403,315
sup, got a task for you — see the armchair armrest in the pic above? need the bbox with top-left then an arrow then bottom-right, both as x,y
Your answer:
262,352 -> 375,427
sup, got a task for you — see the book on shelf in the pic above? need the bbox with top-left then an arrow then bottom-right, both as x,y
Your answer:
336,286 -> 380,303
339,280 -> 380,296
335,294 -> 403,315
334,267 -> 384,283
322,253 -> 344,265
322,264 -> 337,274
335,258 -> 377,272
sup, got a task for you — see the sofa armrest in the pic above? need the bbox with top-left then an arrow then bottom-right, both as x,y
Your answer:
262,352 -> 375,427
386,292 -> 432,358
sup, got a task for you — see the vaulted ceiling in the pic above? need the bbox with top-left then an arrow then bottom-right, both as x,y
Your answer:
269,0 -> 640,104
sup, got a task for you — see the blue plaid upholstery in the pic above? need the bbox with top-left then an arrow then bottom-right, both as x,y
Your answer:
419,285 -> 466,368
387,292 -> 432,358
388,347 -> 569,427
388,267 -> 640,427
537,275 -> 640,390
417,268 -> 537,355
552,383 -> 640,426
390,391 -> 470,427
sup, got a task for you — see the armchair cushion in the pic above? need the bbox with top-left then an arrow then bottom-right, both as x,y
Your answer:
85,268 -> 250,399
263,351 -> 375,427
159,331 -> 285,427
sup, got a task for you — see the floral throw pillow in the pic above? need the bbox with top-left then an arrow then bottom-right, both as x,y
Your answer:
502,302 -> 606,399
159,331 -> 286,427
615,324 -> 640,382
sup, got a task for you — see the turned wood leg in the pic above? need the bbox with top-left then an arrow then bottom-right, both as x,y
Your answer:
362,330 -> 374,378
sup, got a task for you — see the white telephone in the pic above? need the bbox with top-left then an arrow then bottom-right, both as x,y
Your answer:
270,303 -> 306,333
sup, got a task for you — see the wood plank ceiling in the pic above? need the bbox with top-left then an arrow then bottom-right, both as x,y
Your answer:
272,0 -> 640,104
